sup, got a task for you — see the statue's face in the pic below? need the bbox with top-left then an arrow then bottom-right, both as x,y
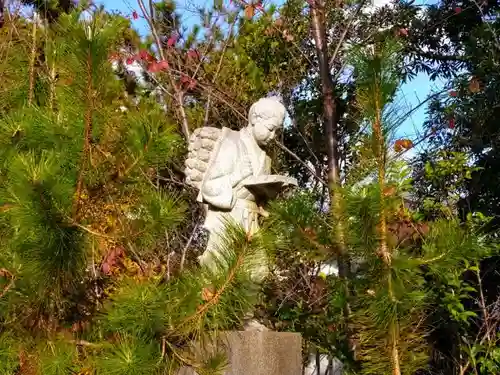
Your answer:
252,117 -> 281,146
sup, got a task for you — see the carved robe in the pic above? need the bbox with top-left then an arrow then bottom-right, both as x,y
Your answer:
198,126 -> 271,272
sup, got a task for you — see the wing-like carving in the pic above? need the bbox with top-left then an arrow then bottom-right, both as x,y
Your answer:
184,127 -> 223,190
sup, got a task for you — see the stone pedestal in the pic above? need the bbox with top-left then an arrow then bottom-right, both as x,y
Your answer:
178,331 -> 302,375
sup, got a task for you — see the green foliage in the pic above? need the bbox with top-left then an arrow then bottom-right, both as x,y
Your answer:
0,5 -> 266,375
37,341 -> 79,375
94,335 -> 162,375
349,38 -> 404,125
0,334 -> 19,375
1,1 -> 499,374
102,280 -> 169,339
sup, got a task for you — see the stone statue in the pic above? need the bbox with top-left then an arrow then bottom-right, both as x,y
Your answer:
185,97 -> 297,278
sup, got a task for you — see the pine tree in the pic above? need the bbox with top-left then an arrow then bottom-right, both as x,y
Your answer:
0,6 -> 267,375
257,35 -> 500,374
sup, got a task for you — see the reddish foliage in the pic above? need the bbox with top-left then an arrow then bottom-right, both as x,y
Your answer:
398,28 -> 408,37
167,34 -> 178,47
138,49 -> 155,63
180,74 -> 196,90
148,60 -> 169,72
449,117 -> 456,129
132,10 -> 138,20
71,320 -> 90,333
469,77 -> 481,93
101,247 -> 125,275
454,6 -> 462,14
19,351 -> 36,375
449,90 -> 458,97
394,139 -> 413,152
244,5 -> 255,18
387,220 -> 430,249
202,286 -> 215,301
108,52 -> 121,61
383,185 -> 397,197
255,0 -> 264,11
187,49 -> 200,60
126,57 -> 134,65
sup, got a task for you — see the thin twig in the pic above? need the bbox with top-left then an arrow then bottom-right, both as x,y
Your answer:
476,261 -> 491,342
274,139 -> 328,187
0,268 -> 14,298
28,12 -> 38,106
328,0 -> 367,68
68,339 -> 102,348
203,18 -> 237,127
137,0 -> 190,140
180,224 -> 198,272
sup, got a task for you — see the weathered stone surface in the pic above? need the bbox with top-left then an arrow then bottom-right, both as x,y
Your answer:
178,331 -> 302,375
184,96 -> 297,275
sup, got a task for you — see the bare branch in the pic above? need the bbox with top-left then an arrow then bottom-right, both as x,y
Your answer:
328,0 -> 368,69
0,268 -> 14,299
203,18 -> 237,127
180,224 -> 198,272
274,139 -> 327,187
137,0 -> 190,140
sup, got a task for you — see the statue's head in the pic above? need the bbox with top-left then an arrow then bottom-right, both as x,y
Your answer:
248,97 -> 286,146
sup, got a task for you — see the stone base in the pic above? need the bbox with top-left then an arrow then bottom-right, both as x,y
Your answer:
178,331 -> 302,375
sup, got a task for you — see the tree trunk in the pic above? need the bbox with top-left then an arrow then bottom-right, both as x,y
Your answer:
310,0 -> 340,188
310,0 -> 352,356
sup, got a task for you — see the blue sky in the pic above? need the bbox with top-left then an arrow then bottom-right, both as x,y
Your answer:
98,0 -> 446,144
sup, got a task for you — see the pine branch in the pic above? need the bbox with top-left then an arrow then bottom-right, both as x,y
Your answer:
0,268 -> 14,298
48,55 -> 56,111
179,246 -> 247,329
373,59 -> 402,375
72,47 -> 93,220
28,15 -> 37,106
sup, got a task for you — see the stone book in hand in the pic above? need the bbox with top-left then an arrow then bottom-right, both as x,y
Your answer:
242,175 -> 298,200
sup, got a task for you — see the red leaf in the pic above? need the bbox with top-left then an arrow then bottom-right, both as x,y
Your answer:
101,247 -> 125,275
179,74 -> 196,90
138,49 -> 155,62
108,52 -> 120,61
394,139 -> 413,152
132,10 -> 139,20
244,5 -> 255,18
398,28 -> 408,37
449,118 -> 455,129
454,6 -> 462,14
469,77 -> 481,93
187,49 -> 200,60
148,60 -> 169,72
449,90 -> 457,97
126,57 -> 134,65
255,1 -> 264,10
167,34 -> 178,47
